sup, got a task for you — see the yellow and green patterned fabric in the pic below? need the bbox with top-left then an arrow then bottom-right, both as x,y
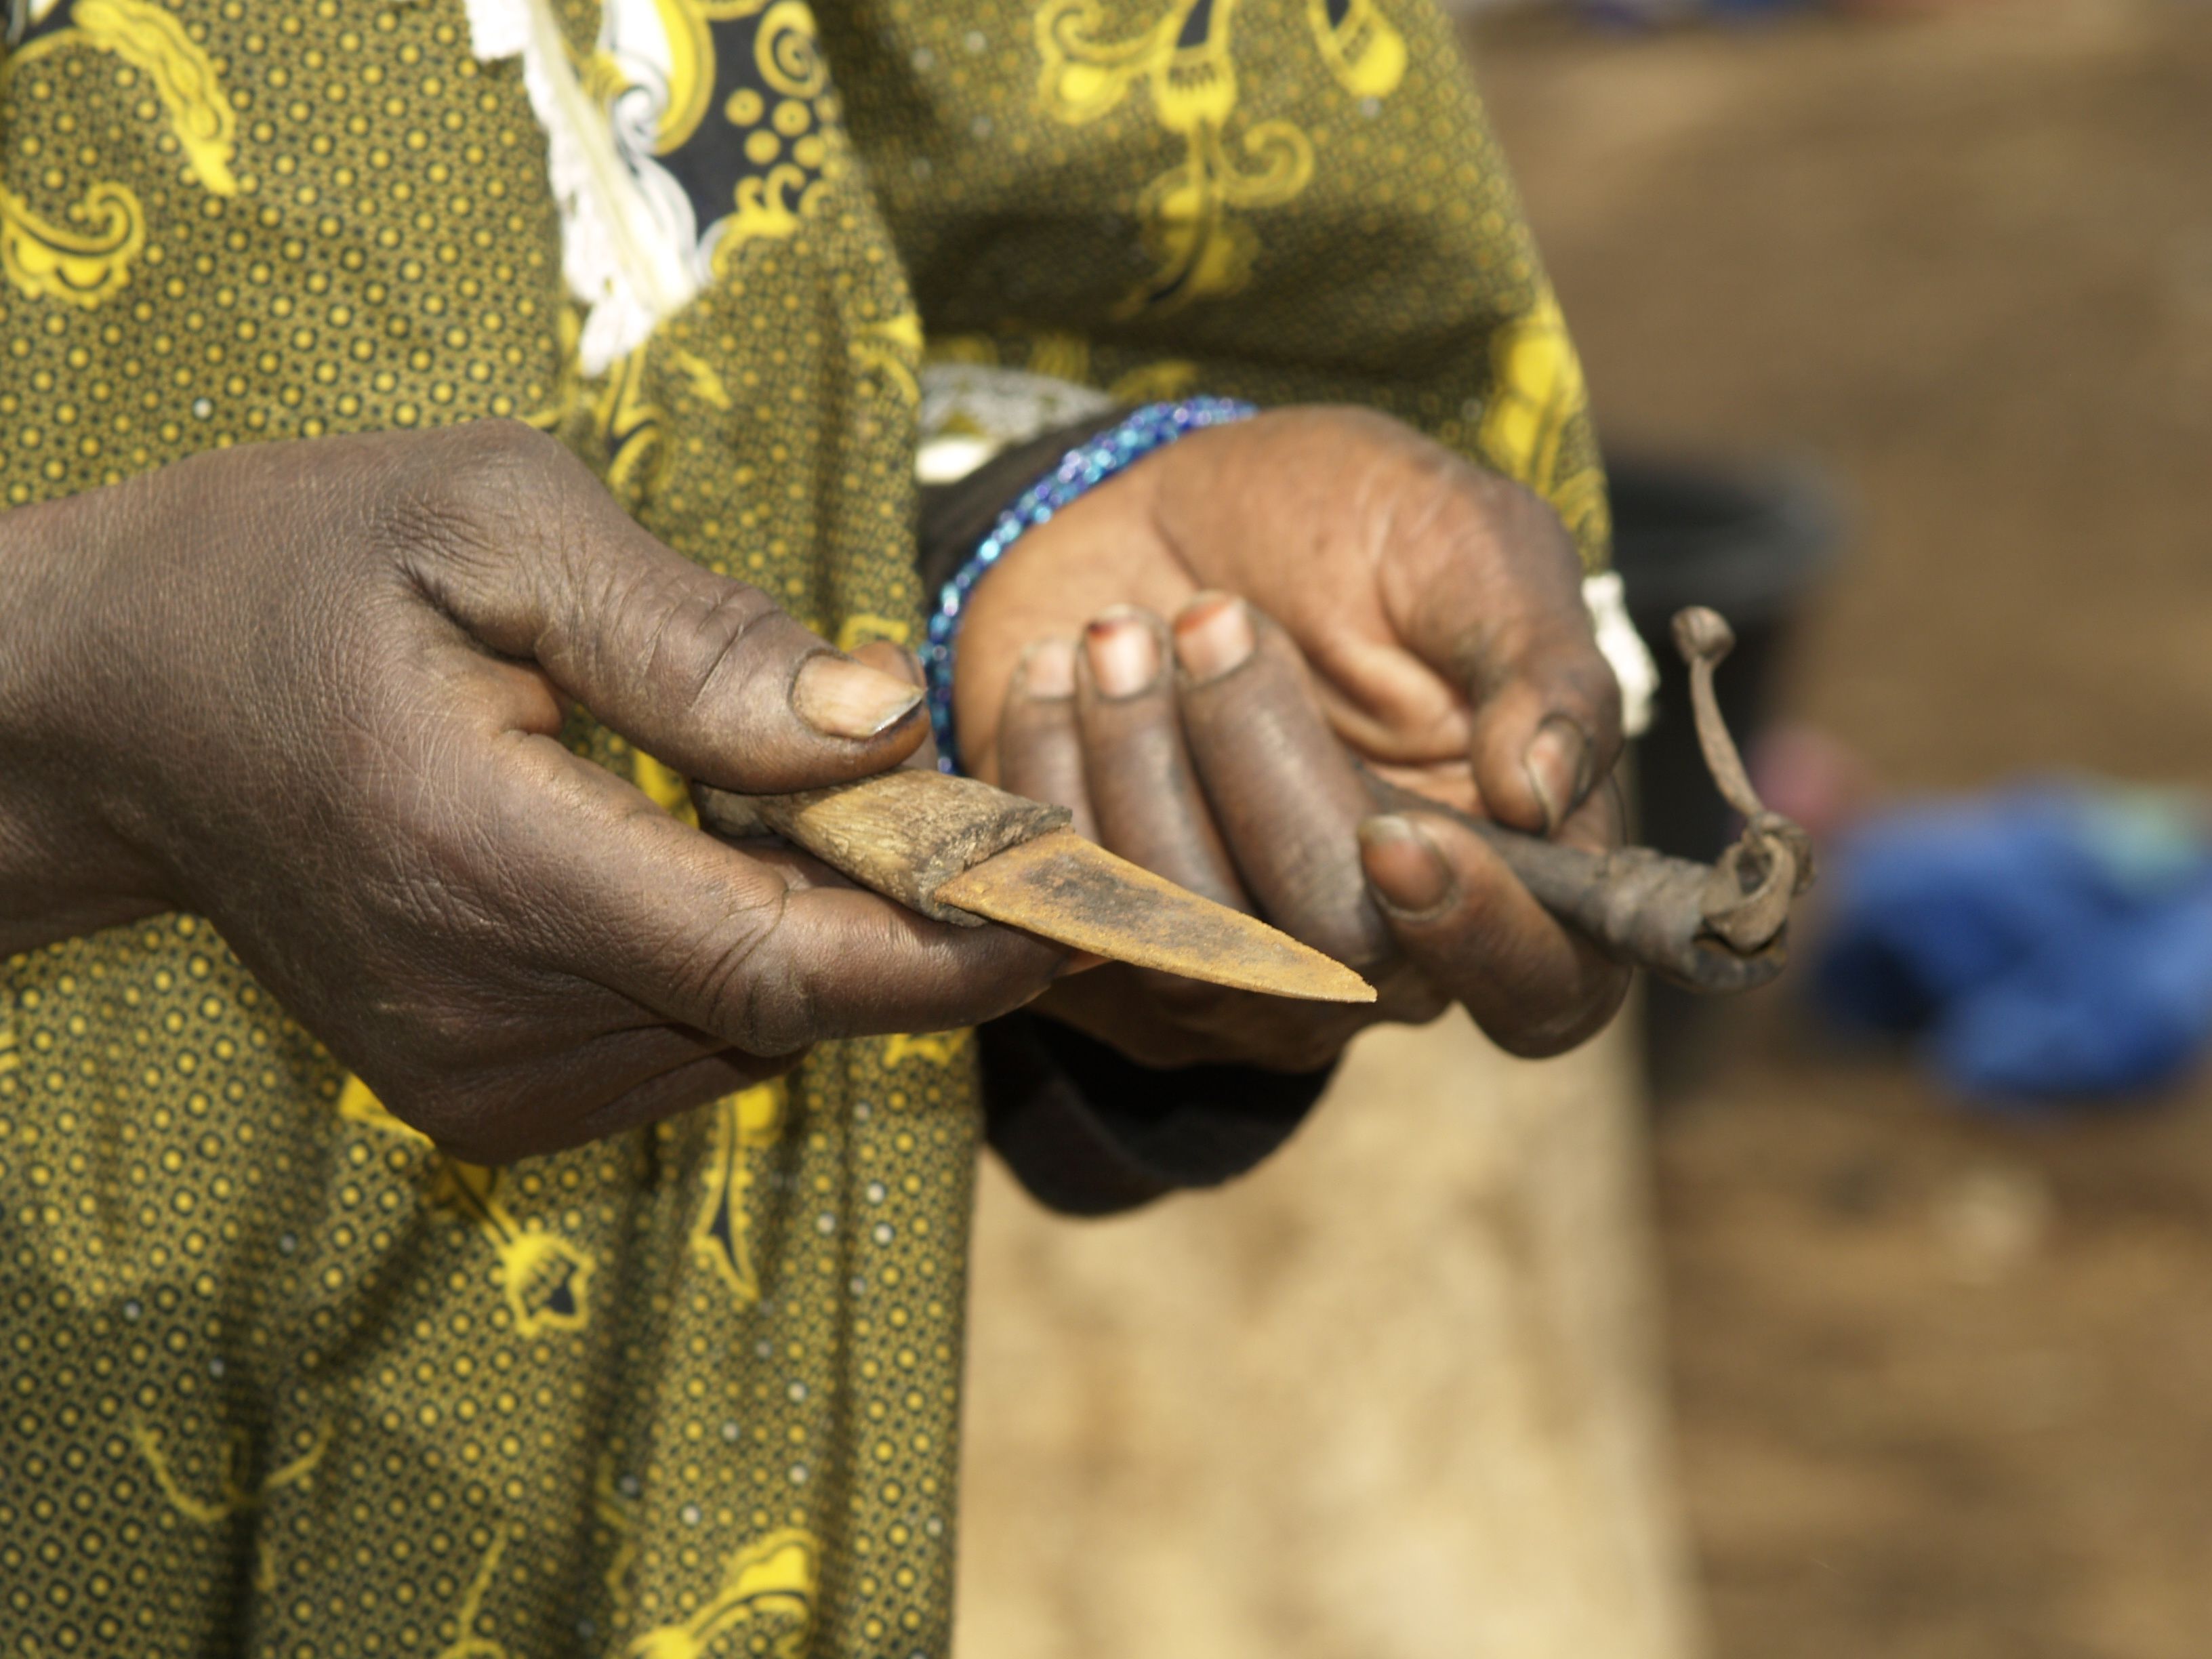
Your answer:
0,1 -> 1601,1653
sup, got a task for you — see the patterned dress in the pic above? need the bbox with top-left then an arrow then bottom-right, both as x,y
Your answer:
0,1 -> 1603,1653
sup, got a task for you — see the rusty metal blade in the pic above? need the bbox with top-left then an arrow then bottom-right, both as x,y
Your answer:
934,830 -> 1375,1004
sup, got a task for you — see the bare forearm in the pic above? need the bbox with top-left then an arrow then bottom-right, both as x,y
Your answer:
0,488 -> 165,954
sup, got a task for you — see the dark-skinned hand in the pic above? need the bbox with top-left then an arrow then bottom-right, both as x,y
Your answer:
950,406 -> 1631,1069
991,598 -> 1626,1070
0,422 -> 1065,1162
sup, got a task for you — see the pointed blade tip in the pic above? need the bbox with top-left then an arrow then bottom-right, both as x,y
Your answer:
939,833 -> 1378,1004
1189,955 -> 1376,1005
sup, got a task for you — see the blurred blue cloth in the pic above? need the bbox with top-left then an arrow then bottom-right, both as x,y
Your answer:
1814,783 -> 2212,1103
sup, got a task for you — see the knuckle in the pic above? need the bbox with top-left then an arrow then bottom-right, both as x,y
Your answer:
651,578 -> 783,727
353,978 -> 510,1084
434,418 -> 571,505
1397,444 -> 1549,552
681,892 -> 813,1054
1459,468 -> 1579,571
375,419 -> 572,569
1486,975 -> 1628,1060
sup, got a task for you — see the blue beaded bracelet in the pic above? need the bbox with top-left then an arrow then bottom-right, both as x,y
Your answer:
920,396 -> 1256,774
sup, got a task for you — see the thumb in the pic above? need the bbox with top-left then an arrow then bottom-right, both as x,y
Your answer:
1462,606 -> 1622,838
1385,470 -> 1621,835
399,422 -> 926,793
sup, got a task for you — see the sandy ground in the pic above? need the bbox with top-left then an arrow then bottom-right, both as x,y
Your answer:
959,1015 -> 1696,1659
1475,5 -> 2212,1656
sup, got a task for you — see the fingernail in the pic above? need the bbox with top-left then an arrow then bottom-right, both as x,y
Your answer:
1084,610 -> 1160,698
792,653 -> 925,739
1054,949 -> 1108,979
1358,815 -> 1456,915
1172,592 -> 1255,682
1018,636 -> 1078,700
1523,716 -> 1591,834
850,638 -> 924,687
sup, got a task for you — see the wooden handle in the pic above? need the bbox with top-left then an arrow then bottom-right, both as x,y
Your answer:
694,770 -> 1071,926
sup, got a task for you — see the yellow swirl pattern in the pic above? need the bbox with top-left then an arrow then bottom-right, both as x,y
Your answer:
37,0 -> 240,197
433,1530 -> 518,1659
650,0 -> 717,153
1476,287 -> 1610,552
714,161 -> 821,273
577,0 -> 844,283
436,1161 -> 600,1338
345,1059 -> 602,1335
1306,0 -> 1406,99
689,1081 -> 789,1305
1036,0 -> 1332,315
590,340 -> 670,500
0,180 -> 144,307
628,1528 -> 819,1659
755,0 -> 829,99
849,308 -> 923,407
882,1030 -> 972,1070
130,1414 -> 331,1526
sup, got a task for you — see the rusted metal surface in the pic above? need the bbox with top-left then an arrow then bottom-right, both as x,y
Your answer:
1675,606 -> 1817,955
1366,605 -> 1816,994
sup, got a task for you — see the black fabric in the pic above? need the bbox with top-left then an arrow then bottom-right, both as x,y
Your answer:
977,1012 -> 1332,1216
917,413 -> 1338,1214
914,411 -> 1133,600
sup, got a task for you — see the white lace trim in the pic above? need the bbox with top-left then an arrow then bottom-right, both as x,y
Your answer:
915,364 -> 1118,484
1585,570 -> 1656,739
464,0 -> 699,375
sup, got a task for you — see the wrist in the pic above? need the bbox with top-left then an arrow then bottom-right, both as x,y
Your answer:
924,397 -> 1256,775
946,459 -> 1170,783
0,489 -> 168,951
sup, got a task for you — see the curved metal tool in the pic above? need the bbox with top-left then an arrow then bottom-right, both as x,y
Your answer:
1364,605 -> 1816,994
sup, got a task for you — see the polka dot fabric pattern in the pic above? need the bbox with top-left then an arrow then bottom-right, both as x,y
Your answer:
1,3 -> 969,1655
0,1 -> 1599,1654
0,0 -> 568,480
819,0 -> 1612,564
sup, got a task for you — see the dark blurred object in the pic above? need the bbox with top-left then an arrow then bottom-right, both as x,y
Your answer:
1609,455 -> 1844,1096
1816,783 -> 2212,1105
